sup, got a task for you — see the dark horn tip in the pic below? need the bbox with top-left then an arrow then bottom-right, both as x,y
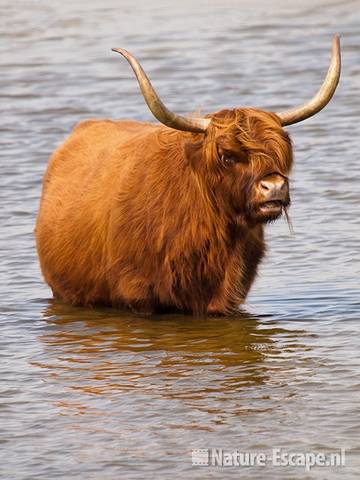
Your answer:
112,48 -> 126,53
111,48 -> 130,58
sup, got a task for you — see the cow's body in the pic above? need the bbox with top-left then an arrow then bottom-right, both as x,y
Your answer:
36,117 -> 266,315
36,39 -> 340,315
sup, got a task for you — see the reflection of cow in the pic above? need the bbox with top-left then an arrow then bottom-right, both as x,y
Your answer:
36,37 -> 341,315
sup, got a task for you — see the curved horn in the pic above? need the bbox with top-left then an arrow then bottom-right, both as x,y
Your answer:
277,35 -> 341,126
112,48 -> 210,133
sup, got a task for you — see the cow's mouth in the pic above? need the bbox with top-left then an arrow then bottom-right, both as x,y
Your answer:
245,198 -> 290,224
259,200 -> 283,215
252,199 -> 290,223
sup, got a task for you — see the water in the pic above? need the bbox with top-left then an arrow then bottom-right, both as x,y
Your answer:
1,0 -> 359,478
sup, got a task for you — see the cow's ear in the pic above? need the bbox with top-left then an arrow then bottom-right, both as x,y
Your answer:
184,140 -> 203,170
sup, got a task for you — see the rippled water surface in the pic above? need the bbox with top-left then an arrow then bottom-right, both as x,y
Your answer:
1,0 -> 359,478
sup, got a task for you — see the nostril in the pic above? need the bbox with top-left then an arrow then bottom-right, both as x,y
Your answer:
259,175 -> 289,197
260,181 -> 271,191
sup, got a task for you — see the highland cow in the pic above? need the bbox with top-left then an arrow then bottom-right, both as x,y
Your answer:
36,36 -> 340,315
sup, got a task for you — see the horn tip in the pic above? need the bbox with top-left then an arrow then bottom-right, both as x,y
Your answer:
112,48 -> 127,56
331,35 -> 341,59
333,34 -> 341,47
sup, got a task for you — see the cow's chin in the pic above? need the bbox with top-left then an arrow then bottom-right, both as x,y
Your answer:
249,200 -> 284,224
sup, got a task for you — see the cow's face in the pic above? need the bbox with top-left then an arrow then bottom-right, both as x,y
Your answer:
205,109 -> 293,225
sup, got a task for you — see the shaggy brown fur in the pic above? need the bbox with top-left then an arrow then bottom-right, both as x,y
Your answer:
36,108 -> 293,315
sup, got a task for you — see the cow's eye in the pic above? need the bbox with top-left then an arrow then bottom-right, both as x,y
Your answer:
221,154 -> 239,165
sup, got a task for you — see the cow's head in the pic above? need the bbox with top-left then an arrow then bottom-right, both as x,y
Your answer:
184,107 -> 292,224
113,36 -> 340,225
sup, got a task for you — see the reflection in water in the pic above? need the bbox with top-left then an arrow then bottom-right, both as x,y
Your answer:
34,300 -> 309,417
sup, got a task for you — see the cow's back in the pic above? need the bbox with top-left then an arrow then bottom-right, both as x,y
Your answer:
36,119 -> 158,305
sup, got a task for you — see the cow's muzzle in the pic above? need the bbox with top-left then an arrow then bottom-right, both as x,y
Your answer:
255,173 -> 290,217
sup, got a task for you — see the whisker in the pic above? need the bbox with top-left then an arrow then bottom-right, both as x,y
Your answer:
284,207 -> 294,235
